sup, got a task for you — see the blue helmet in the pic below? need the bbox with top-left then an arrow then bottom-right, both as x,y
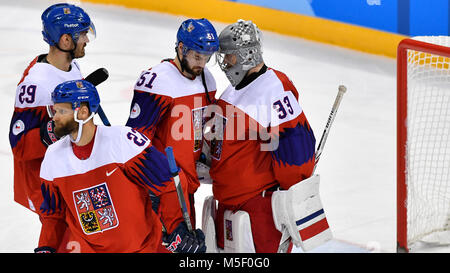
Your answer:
52,80 -> 100,113
41,3 -> 95,46
176,18 -> 219,55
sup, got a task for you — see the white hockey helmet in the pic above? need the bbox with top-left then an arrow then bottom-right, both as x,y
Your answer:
216,19 -> 263,87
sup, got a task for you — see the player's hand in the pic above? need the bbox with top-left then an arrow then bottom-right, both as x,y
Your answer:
163,222 -> 206,253
34,246 -> 55,253
40,120 -> 59,147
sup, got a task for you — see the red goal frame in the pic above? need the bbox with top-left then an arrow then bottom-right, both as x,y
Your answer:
397,38 -> 450,252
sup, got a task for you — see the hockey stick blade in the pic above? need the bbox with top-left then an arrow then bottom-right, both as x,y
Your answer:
84,68 -> 111,126
84,68 -> 109,86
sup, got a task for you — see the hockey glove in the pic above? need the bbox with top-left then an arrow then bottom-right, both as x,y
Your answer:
34,246 -> 55,253
40,120 -> 59,147
163,222 -> 206,253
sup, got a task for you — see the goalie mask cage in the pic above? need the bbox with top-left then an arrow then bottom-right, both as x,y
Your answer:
397,36 -> 450,252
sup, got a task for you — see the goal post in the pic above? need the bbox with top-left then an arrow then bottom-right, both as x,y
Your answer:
397,36 -> 450,252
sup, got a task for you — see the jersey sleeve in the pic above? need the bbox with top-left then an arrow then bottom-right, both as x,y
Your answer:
269,72 -> 316,190
37,179 -> 67,250
10,68 -> 55,161
125,70 -> 173,139
120,127 -> 189,233
9,93 -> 49,161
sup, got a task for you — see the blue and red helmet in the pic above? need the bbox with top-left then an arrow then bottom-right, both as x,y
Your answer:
41,3 -> 95,46
176,18 -> 219,55
52,80 -> 100,114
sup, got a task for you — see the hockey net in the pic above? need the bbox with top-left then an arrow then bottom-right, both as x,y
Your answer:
397,36 -> 450,252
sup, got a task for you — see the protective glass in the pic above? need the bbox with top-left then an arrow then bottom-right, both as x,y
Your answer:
73,22 -> 96,43
86,22 -> 96,42
185,49 -> 213,65
46,104 -> 74,118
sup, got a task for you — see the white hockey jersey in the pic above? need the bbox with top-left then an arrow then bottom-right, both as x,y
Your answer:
125,59 -> 216,195
9,55 -> 83,211
208,66 -> 316,207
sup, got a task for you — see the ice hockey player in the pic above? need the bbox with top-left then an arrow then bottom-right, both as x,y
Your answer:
125,18 -> 219,235
8,3 -> 95,252
203,20 -> 319,252
35,79 -> 205,253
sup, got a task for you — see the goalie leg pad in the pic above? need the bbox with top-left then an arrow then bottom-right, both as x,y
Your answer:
223,210 -> 256,253
202,195 -> 219,253
272,174 -> 332,251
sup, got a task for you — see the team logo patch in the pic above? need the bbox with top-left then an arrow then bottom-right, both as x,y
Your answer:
166,234 -> 182,252
76,81 -> 84,89
12,120 -> 25,135
187,22 -> 195,32
63,7 -> 71,14
73,183 -> 119,235
129,103 -> 141,119
192,106 -> 208,152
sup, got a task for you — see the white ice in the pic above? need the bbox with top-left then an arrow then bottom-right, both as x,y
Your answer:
0,0 -> 433,253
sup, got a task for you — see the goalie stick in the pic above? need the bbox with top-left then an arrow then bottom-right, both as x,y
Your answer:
84,68 -> 111,126
277,85 -> 347,253
314,85 -> 347,171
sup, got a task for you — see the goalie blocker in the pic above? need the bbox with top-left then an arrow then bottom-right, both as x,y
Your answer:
272,174 -> 332,251
201,175 -> 332,252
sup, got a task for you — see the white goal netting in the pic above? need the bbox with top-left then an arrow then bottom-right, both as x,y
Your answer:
405,36 -> 450,249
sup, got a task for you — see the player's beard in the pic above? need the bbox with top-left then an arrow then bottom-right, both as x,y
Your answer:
54,118 -> 79,138
181,57 -> 203,77
73,43 -> 86,58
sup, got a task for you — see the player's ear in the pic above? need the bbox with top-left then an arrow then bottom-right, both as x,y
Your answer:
78,104 -> 91,120
58,33 -> 73,50
177,42 -> 184,56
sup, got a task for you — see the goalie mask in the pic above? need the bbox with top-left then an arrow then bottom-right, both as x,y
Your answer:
216,19 -> 263,87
